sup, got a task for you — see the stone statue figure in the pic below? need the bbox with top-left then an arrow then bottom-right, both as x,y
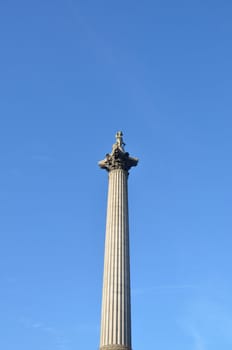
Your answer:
112,131 -> 125,152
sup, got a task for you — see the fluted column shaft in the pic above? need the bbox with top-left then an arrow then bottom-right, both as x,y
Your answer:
100,169 -> 132,350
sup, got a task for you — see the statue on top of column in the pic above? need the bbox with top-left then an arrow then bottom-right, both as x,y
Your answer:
112,131 -> 125,153
99,131 -> 138,173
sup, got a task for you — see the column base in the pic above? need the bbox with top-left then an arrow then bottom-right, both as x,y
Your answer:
100,346 -> 132,350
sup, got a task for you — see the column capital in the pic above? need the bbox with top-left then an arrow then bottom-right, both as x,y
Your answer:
98,131 -> 138,172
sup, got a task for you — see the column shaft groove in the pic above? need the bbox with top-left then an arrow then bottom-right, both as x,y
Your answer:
100,169 -> 132,350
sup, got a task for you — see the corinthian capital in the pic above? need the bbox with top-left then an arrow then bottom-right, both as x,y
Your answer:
98,131 -> 138,173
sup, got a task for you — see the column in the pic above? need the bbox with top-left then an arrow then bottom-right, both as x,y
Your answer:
98,132 -> 138,350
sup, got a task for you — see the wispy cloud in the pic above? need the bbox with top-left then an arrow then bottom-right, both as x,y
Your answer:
31,154 -> 51,161
19,317 -> 70,349
178,294 -> 232,350
132,283 -> 197,296
75,321 -> 99,333
187,326 -> 206,350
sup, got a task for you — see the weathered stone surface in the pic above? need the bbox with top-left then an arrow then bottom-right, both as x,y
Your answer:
100,345 -> 132,350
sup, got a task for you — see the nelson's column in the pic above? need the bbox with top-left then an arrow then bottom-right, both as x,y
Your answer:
98,131 -> 138,350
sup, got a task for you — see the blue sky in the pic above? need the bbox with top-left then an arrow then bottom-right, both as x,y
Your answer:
0,1 -> 232,349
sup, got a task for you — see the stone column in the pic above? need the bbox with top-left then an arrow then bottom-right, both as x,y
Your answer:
99,132 -> 138,350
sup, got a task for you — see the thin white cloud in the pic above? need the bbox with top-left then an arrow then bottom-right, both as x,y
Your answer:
31,154 -> 51,161
19,317 -> 70,349
31,322 -> 42,329
132,283 -> 197,296
189,326 -> 206,350
178,294 -> 232,349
